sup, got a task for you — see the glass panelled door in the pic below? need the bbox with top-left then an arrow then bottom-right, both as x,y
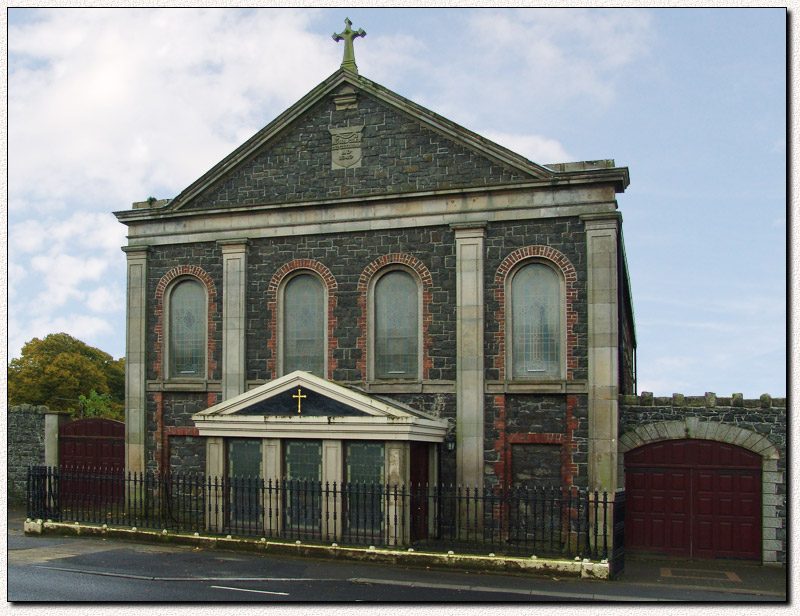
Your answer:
226,439 -> 263,532
284,440 -> 322,534
345,442 -> 385,539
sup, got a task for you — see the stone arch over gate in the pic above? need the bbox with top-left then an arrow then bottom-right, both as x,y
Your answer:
618,419 -> 782,564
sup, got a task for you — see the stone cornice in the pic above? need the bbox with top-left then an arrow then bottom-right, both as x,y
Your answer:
115,168 -> 629,225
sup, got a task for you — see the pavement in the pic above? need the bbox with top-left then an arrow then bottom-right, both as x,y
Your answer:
6,502 -> 787,601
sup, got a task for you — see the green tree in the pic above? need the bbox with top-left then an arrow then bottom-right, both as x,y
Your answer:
8,333 -> 125,417
77,390 -> 123,421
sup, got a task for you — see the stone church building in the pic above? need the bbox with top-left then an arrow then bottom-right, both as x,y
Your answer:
115,25 -> 784,565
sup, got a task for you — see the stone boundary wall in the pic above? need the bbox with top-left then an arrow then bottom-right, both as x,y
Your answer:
618,392 -> 786,565
8,405 -> 48,503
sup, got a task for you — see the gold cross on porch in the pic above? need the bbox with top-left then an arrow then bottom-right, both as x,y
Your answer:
332,18 -> 366,74
292,388 -> 307,414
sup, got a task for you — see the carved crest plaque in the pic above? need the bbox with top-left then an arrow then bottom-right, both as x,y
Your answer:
329,125 -> 364,170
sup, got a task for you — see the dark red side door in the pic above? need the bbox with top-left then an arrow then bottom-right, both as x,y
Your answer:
409,442 -> 429,541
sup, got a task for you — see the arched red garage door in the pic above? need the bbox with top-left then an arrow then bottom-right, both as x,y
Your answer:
625,439 -> 761,561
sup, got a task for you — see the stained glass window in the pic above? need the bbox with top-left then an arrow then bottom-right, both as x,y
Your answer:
283,274 -> 324,377
374,270 -> 418,379
512,264 -> 561,377
169,279 -> 205,377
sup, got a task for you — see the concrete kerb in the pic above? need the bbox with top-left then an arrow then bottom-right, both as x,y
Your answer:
23,518 -> 609,580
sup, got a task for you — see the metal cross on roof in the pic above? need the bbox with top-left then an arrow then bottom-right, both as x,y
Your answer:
332,18 -> 366,74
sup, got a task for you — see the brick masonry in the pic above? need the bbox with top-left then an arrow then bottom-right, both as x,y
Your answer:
8,405 -> 47,503
485,394 -> 589,490
619,392 -> 787,564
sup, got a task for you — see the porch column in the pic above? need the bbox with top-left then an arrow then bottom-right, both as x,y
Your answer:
219,240 -> 249,401
386,441 -> 409,546
205,437 -> 225,532
122,246 -> 149,475
452,224 -> 487,490
263,439 -> 283,535
322,440 -> 343,540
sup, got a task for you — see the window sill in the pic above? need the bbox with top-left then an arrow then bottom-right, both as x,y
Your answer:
361,380 -> 456,394
485,380 -> 587,394
147,380 -> 222,392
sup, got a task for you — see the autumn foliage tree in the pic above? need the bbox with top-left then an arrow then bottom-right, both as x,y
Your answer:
8,333 -> 124,420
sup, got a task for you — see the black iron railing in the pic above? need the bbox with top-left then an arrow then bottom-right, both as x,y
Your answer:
27,466 -> 610,559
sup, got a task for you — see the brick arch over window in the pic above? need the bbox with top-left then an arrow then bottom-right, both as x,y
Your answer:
267,259 -> 338,380
492,246 -> 578,380
154,265 -> 218,381
618,419 -> 781,564
357,254 -> 433,380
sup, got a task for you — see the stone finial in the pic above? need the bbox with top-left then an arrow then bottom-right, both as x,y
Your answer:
760,393 -> 772,408
705,392 -> 716,407
641,391 -> 653,406
732,393 -> 744,407
332,18 -> 366,74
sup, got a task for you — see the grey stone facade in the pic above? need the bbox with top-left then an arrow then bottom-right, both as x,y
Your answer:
8,405 -> 47,503
116,67 -> 631,547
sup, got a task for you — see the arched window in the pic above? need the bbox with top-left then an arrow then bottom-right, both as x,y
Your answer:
374,270 -> 419,379
282,273 -> 325,377
168,279 -> 206,378
511,263 -> 562,378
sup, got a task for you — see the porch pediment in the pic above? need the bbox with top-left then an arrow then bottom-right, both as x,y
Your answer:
191,371 -> 448,442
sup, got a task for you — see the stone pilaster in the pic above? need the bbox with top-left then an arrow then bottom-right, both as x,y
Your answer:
219,240 -> 249,401
43,411 -> 71,467
581,214 -> 621,494
452,223 -> 487,489
122,246 -> 149,475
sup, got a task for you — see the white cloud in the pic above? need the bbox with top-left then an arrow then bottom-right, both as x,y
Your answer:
479,131 -> 572,165
8,314 -> 116,362
419,9 -> 652,123
86,285 -> 124,314
9,220 -> 45,254
8,263 -> 27,302
9,8 -> 333,215
29,252 -> 110,314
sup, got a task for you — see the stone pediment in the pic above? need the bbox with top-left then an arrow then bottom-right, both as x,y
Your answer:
135,70 -> 558,214
191,371 -> 448,442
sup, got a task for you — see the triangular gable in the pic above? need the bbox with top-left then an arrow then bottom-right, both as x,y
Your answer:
159,70 -> 556,213
192,371 -> 448,442
195,370 -> 436,420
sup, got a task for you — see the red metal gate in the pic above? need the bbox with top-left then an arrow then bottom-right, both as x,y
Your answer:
59,418 -> 125,470
625,439 -> 761,561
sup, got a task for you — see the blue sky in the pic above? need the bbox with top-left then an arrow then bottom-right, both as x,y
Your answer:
7,7 -> 787,397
